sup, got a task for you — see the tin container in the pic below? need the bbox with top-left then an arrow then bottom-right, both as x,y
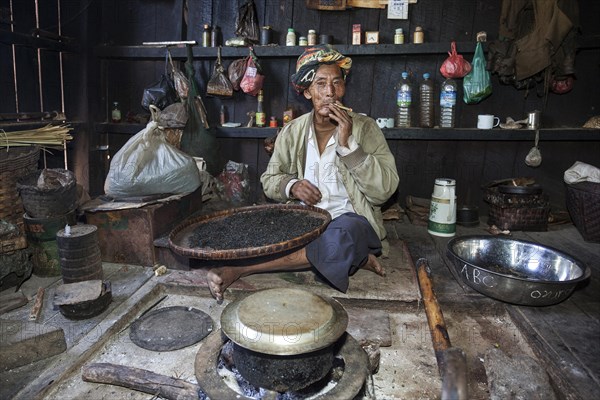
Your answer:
527,110 -> 541,129
260,26 -> 272,45
428,178 -> 457,237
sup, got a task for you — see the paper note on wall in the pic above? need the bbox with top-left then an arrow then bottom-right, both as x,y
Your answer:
387,0 -> 409,19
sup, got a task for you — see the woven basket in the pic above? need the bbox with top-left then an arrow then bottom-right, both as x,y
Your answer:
16,168 -> 77,218
0,146 -> 40,229
566,181 -> 600,243
485,186 -> 550,231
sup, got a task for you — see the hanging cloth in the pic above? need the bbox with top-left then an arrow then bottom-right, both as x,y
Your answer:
180,45 -> 222,176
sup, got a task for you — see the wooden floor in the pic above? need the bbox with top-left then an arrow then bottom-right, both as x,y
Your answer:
392,217 -> 600,400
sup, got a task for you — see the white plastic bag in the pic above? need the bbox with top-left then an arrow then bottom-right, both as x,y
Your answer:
104,106 -> 201,198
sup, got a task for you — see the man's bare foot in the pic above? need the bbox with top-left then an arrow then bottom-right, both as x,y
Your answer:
206,267 -> 242,304
361,253 -> 386,277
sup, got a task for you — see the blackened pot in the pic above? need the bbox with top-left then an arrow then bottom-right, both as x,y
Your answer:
233,341 -> 336,392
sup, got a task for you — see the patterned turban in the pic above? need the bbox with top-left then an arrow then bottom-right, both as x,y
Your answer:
290,44 -> 352,93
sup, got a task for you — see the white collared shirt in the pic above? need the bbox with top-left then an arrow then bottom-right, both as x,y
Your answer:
295,125 -> 357,219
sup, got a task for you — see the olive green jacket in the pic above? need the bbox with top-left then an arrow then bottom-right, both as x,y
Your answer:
260,111 -> 399,249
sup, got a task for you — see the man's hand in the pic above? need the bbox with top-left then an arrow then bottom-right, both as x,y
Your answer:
329,102 -> 353,147
291,179 -> 322,206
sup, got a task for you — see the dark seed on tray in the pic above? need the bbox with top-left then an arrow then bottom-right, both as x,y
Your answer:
188,209 -> 324,250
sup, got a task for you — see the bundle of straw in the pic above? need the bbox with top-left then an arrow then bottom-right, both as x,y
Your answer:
1,124 -> 73,149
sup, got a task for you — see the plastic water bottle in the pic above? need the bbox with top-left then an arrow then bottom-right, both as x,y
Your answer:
439,78 -> 457,128
395,72 -> 412,127
419,73 -> 434,128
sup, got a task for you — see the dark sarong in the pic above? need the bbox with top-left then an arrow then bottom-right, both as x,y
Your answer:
305,212 -> 382,292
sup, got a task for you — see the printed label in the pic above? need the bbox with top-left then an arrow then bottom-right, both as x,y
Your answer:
397,91 -> 412,107
440,90 -> 457,107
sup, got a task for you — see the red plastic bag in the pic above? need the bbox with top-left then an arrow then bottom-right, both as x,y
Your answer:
440,42 -> 472,79
240,48 -> 265,96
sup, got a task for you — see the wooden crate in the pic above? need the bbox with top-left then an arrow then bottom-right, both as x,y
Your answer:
84,189 -> 202,266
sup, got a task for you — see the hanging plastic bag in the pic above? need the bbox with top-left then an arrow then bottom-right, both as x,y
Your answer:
141,50 -> 178,111
216,160 -> 252,205
440,41 -> 472,79
235,0 -> 259,44
228,56 -> 249,91
104,106 -> 201,198
207,46 -> 234,98
463,42 -> 492,104
240,47 -> 265,96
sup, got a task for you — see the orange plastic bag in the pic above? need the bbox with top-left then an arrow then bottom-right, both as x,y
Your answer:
440,42 -> 472,79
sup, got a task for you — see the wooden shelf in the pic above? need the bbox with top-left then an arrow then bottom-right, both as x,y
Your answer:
94,123 -> 600,141
95,42 -> 481,60
1,30 -> 80,53
94,35 -> 600,60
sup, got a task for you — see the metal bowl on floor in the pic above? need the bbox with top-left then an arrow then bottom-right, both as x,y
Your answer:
446,235 -> 590,306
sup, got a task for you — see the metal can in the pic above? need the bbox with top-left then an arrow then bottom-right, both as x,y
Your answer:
260,26 -> 272,46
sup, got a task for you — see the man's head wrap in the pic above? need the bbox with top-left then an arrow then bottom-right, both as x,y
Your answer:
290,44 -> 352,93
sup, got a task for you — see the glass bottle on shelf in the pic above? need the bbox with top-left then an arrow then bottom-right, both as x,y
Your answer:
202,24 -> 211,47
256,90 -> 266,127
211,26 -> 221,47
111,101 -> 121,123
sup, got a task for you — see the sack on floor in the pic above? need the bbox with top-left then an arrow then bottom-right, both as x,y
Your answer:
104,105 -> 201,198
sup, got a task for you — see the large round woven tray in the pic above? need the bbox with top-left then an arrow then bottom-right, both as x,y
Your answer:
168,204 -> 331,260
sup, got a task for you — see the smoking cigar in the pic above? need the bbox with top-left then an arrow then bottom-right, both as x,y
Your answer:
334,103 -> 353,112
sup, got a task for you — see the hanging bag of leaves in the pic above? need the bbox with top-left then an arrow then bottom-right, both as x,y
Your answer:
235,0 -> 259,43
206,46 -> 234,98
228,56 -> 249,92
463,41 -> 492,104
240,47 -> 265,96
141,50 -> 178,111
440,41 -> 472,79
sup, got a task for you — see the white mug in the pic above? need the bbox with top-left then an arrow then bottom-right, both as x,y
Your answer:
376,117 -> 394,129
477,114 -> 500,129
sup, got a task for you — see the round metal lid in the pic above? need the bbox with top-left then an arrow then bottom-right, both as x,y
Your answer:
220,288 -> 348,356
130,306 -> 213,352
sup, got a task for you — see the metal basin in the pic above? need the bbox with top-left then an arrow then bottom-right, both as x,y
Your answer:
447,235 -> 590,306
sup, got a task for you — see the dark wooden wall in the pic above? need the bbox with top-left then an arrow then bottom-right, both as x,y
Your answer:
3,0 -> 600,214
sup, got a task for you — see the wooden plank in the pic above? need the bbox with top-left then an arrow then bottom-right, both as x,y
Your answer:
0,320 -> 67,371
0,291 -> 28,315
507,305 -> 600,400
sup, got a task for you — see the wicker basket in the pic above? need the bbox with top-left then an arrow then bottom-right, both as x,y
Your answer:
566,181 -> 600,243
0,146 -> 40,229
485,186 -> 550,231
16,168 -> 78,218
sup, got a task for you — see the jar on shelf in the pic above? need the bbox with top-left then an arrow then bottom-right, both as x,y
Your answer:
111,102 -> 121,123
286,28 -> 296,46
413,26 -> 424,44
299,36 -> 308,46
307,29 -> 317,45
394,28 -> 405,44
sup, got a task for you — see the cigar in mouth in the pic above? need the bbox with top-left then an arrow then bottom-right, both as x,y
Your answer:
334,103 -> 353,112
